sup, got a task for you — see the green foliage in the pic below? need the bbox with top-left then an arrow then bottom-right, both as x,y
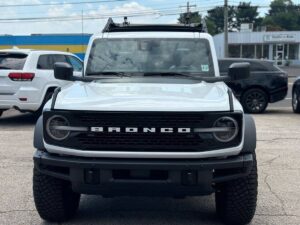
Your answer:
263,0 -> 300,31
206,6 -> 236,35
236,2 -> 260,27
177,0 -> 300,35
178,12 -> 202,24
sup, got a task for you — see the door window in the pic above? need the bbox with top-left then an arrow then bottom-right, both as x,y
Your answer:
250,62 -> 268,72
218,60 -> 233,73
37,54 -> 68,70
37,55 -> 53,70
67,56 -> 83,72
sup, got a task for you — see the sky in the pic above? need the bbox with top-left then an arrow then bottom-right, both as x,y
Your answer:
0,0 -> 293,35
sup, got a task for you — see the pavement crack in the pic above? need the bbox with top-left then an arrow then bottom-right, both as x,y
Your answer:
263,172 -> 288,216
0,209 -> 36,214
260,155 -> 280,166
258,137 -> 300,142
256,213 -> 299,217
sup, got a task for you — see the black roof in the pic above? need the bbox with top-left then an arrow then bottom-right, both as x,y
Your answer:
102,18 -> 207,33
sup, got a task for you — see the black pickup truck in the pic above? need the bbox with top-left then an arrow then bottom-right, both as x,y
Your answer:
219,58 -> 288,113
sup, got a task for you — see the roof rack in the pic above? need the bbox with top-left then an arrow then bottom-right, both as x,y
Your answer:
102,17 -> 207,33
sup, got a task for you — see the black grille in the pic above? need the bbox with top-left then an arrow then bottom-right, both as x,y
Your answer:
44,111 -> 243,152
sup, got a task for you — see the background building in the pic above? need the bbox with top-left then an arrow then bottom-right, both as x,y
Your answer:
0,34 -> 91,60
214,31 -> 300,66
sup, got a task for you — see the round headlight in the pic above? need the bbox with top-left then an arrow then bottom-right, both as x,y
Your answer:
46,115 -> 70,141
213,117 -> 238,142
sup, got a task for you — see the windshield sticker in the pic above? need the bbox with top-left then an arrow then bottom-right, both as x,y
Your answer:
201,65 -> 209,72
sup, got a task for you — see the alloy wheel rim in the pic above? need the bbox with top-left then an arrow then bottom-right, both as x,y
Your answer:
246,92 -> 266,112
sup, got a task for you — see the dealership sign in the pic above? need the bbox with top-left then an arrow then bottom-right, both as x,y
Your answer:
264,34 -> 296,43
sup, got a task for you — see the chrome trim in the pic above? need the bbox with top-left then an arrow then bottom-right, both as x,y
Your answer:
194,127 -> 232,132
52,126 -> 89,132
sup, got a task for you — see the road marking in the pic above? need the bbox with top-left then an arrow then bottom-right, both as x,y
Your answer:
285,98 -> 292,100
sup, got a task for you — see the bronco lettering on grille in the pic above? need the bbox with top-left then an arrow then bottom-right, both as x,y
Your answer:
90,127 -> 191,133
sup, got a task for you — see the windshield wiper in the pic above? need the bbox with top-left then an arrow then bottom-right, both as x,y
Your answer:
143,72 -> 203,80
0,66 -> 11,69
86,72 -> 132,77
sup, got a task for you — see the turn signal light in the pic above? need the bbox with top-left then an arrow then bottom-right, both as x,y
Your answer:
8,72 -> 35,81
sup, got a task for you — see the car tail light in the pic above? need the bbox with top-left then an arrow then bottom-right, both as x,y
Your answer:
8,72 -> 35,81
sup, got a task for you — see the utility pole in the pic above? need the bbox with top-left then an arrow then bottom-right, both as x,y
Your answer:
224,0 -> 229,57
179,2 -> 197,24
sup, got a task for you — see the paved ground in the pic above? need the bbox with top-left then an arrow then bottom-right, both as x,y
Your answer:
0,67 -> 299,225
0,105 -> 299,225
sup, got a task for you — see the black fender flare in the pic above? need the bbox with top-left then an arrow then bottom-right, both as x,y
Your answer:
33,115 -> 45,150
241,114 -> 256,153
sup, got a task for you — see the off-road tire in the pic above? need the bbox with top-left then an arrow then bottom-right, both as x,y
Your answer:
215,154 -> 258,225
33,168 -> 80,222
292,89 -> 300,113
241,88 -> 268,114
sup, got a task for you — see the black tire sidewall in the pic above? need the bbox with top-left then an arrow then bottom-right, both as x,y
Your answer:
33,168 -> 80,222
215,154 -> 258,225
292,90 -> 300,113
241,88 -> 268,113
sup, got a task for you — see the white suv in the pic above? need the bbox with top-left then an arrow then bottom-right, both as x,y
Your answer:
33,19 -> 258,225
0,49 -> 82,116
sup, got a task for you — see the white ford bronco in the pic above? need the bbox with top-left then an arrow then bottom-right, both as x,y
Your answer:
33,18 -> 258,225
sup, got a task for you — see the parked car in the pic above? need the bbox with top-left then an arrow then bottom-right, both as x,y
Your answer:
292,77 -> 300,113
0,49 -> 83,117
219,58 -> 288,113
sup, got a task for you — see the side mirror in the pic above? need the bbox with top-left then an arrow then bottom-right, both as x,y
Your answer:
228,62 -> 250,81
54,62 -> 74,81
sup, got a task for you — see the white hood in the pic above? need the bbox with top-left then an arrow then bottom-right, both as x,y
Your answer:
53,81 -> 241,112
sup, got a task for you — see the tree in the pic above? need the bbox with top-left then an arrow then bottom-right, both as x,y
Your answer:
205,6 -> 236,35
263,0 -> 300,31
178,12 -> 202,24
236,2 -> 261,29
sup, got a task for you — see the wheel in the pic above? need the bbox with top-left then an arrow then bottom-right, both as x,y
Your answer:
33,167 -> 80,222
292,89 -> 300,113
34,91 -> 53,116
241,88 -> 268,113
215,154 -> 258,225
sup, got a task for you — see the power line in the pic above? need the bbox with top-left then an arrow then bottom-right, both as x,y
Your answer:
0,0 -> 225,17
0,3 -> 219,23
0,0 -> 127,8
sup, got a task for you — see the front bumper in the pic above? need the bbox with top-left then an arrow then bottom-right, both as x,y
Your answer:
34,150 -> 254,197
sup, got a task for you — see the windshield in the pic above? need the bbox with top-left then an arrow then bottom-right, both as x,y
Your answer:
86,38 -> 214,77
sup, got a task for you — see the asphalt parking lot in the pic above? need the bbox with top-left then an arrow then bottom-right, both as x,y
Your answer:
0,77 -> 300,225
